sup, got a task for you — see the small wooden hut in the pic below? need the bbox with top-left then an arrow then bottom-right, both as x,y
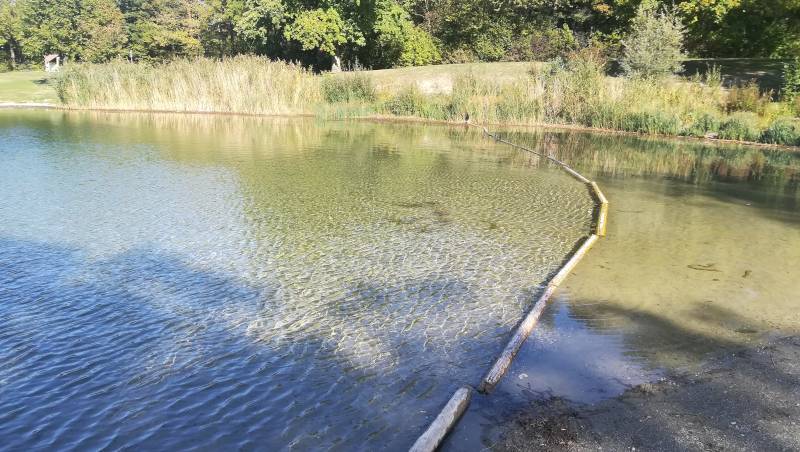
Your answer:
44,54 -> 61,72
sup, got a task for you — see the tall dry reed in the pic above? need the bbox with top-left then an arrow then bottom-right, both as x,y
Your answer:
55,56 -> 321,115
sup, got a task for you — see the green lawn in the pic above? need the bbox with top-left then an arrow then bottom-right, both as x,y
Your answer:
335,62 -> 540,94
0,70 -> 58,103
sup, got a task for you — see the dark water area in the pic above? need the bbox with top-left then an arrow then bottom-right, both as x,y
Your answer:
0,110 -> 594,450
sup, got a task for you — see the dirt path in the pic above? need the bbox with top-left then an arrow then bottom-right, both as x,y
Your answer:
495,336 -> 800,451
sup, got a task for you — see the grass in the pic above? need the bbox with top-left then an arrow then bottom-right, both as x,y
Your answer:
55,56 -> 320,115
345,61 -> 540,94
0,70 -> 57,103
4,56 -> 799,147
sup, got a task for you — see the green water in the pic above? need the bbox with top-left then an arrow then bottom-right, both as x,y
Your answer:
444,127 -> 800,450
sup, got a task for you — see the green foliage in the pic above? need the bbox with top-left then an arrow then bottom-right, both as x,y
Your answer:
117,0 -> 206,61
621,4 -> 685,78
284,8 -> 356,58
18,0 -> 83,59
76,0 -> 126,62
321,73 -> 375,103
396,26 -> 440,67
726,81 -> 772,115
0,0 -> 22,67
372,2 -> 440,67
761,117 -> 800,146
718,112 -> 761,141
5,0 -> 800,69
382,85 -> 427,116
511,24 -> 578,61
685,112 -> 722,137
783,58 -> 800,100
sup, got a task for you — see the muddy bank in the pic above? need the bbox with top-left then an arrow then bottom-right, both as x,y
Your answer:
495,335 -> 800,451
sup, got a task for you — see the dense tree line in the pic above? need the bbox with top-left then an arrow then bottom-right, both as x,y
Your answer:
0,0 -> 798,70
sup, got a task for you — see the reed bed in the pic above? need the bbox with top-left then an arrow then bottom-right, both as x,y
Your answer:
55,56 -> 320,115
55,55 -> 800,146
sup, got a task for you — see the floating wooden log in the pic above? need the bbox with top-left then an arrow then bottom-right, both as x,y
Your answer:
409,386 -> 472,452
479,234 -> 599,393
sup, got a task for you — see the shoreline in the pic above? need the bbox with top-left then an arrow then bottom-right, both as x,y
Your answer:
493,335 -> 800,451
2,102 -> 799,152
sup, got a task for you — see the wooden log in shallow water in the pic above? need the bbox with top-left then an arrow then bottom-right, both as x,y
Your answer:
409,386 -> 472,452
590,182 -> 609,237
562,165 -> 591,184
479,234 -> 599,393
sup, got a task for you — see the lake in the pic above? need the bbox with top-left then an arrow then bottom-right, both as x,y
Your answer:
443,126 -> 800,449
0,110 -> 594,450
1,110 -> 798,451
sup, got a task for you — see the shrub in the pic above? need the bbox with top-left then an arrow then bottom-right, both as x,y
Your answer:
726,81 -> 772,114
511,24 -> 579,61
621,4 -> 685,78
548,46 -> 607,122
685,112 -> 722,137
761,117 -> 800,146
783,57 -> 800,100
321,73 -> 376,103
443,47 -> 478,64
382,89 -> 418,116
704,65 -> 723,89
619,110 -> 682,135
397,27 -> 441,67
719,112 -> 761,142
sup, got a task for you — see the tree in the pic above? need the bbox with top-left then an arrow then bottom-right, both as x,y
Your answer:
0,0 -> 22,67
284,8 -> 364,70
78,0 -> 127,62
621,3 -> 685,78
19,0 -> 83,61
125,0 -> 208,61
16,0 -> 125,63
372,0 -> 439,67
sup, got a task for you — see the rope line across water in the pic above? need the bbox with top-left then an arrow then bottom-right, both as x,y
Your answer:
409,122 -> 609,452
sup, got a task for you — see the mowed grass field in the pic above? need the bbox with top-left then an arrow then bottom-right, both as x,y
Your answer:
346,61 -> 540,94
0,71 -> 57,103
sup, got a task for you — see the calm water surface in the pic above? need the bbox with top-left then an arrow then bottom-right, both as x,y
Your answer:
0,110 -> 594,450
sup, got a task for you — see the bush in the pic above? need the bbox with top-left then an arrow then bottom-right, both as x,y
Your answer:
511,24 -> 579,61
443,47 -> 478,64
544,46 -> 607,122
685,112 -> 722,137
619,110 -> 682,135
719,112 -> 761,142
321,73 -> 376,103
726,81 -> 772,114
397,27 -> 441,67
621,4 -> 685,78
384,87 -> 422,116
761,117 -> 800,146
783,57 -> 800,100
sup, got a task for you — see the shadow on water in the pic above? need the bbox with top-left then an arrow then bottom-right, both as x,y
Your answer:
1,236 -> 517,450
487,303 -> 800,451
2,109 -> 799,450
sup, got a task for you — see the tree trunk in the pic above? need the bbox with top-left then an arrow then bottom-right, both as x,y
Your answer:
331,54 -> 342,72
8,43 -> 16,69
